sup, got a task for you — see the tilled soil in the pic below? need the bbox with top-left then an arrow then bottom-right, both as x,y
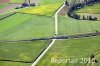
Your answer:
26,0 -> 38,3
58,5 -> 69,16
0,0 -> 10,4
0,4 -> 19,14
30,0 -> 38,3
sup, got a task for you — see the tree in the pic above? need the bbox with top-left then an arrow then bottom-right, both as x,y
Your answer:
78,15 -> 80,19
22,3 -> 29,7
87,16 -> 89,20
83,15 -> 86,20
65,1 -> 69,6
89,15 -> 92,20
90,54 -> 94,59
92,17 -> 97,20
69,0 -> 76,7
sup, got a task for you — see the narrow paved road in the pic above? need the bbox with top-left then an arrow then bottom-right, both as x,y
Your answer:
31,39 -> 56,66
31,3 -> 65,66
54,3 -> 66,35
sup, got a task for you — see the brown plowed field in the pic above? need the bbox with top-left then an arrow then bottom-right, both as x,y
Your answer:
58,5 -> 69,16
0,4 -> 19,13
0,0 -> 10,4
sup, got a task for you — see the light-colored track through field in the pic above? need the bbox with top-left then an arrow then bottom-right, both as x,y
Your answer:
31,3 -> 65,66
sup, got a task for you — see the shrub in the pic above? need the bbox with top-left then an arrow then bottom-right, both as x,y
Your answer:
30,3 -> 36,6
65,1 -> 69,6
22,3 -> 29,7
93,17 -> 97,20
89,15 -> 92,20
90,54 -> 94,59
83,15 -> 86,20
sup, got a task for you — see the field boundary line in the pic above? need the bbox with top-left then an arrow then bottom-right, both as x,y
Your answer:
31,39 -> 56,66
0,32 -> 100,43
54,3 -> 65,35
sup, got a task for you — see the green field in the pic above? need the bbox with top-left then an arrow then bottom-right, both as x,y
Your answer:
76,4 -> 100,14
10,0 -> 24,3
0,61 -> 31,66
36,36 -> 100,66
19,3 -> 62,16
0,4 -> 8,9
0,4 -> 5,9
39,0 -> 65,4
0,13 -> 54,40
9,0 -> 65,4
58,16 -> 100,36
0,12 -> 15,19
0,0 -> 100,66
0,40 -> 51,66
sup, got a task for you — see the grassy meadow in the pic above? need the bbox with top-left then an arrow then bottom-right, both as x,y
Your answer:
0,4 -> 8,9
0,61 -> 31,66
0,40 -> 51,64
76,4 -> 100,14
0,13 -> 54,40
58,16 -> 100,36
0,0 -> 100,66
18,3 -> 62,16
36,36 -> 100,66
10,0 -> 65,4
10,0 -> 25,3
39,0 -> 65,5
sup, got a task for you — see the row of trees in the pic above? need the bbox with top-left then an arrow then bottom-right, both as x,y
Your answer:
67,0 -> 99,20
15,3 -> 36,9
70,13 -> 97,20
83,15 -> 97,20
85,0 -> 100,6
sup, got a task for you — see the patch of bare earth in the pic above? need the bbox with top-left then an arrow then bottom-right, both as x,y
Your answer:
58,5 -> 69,16
0,0 -> 10,4
26,0 -> 38,3
30,0 -> 38,3
0,4 -> 19,14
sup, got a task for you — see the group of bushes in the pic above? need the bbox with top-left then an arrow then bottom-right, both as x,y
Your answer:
82,15 -> 97,20
15,3 -> 37,9
67,0 -> 99,20
71,13 -> 97,20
